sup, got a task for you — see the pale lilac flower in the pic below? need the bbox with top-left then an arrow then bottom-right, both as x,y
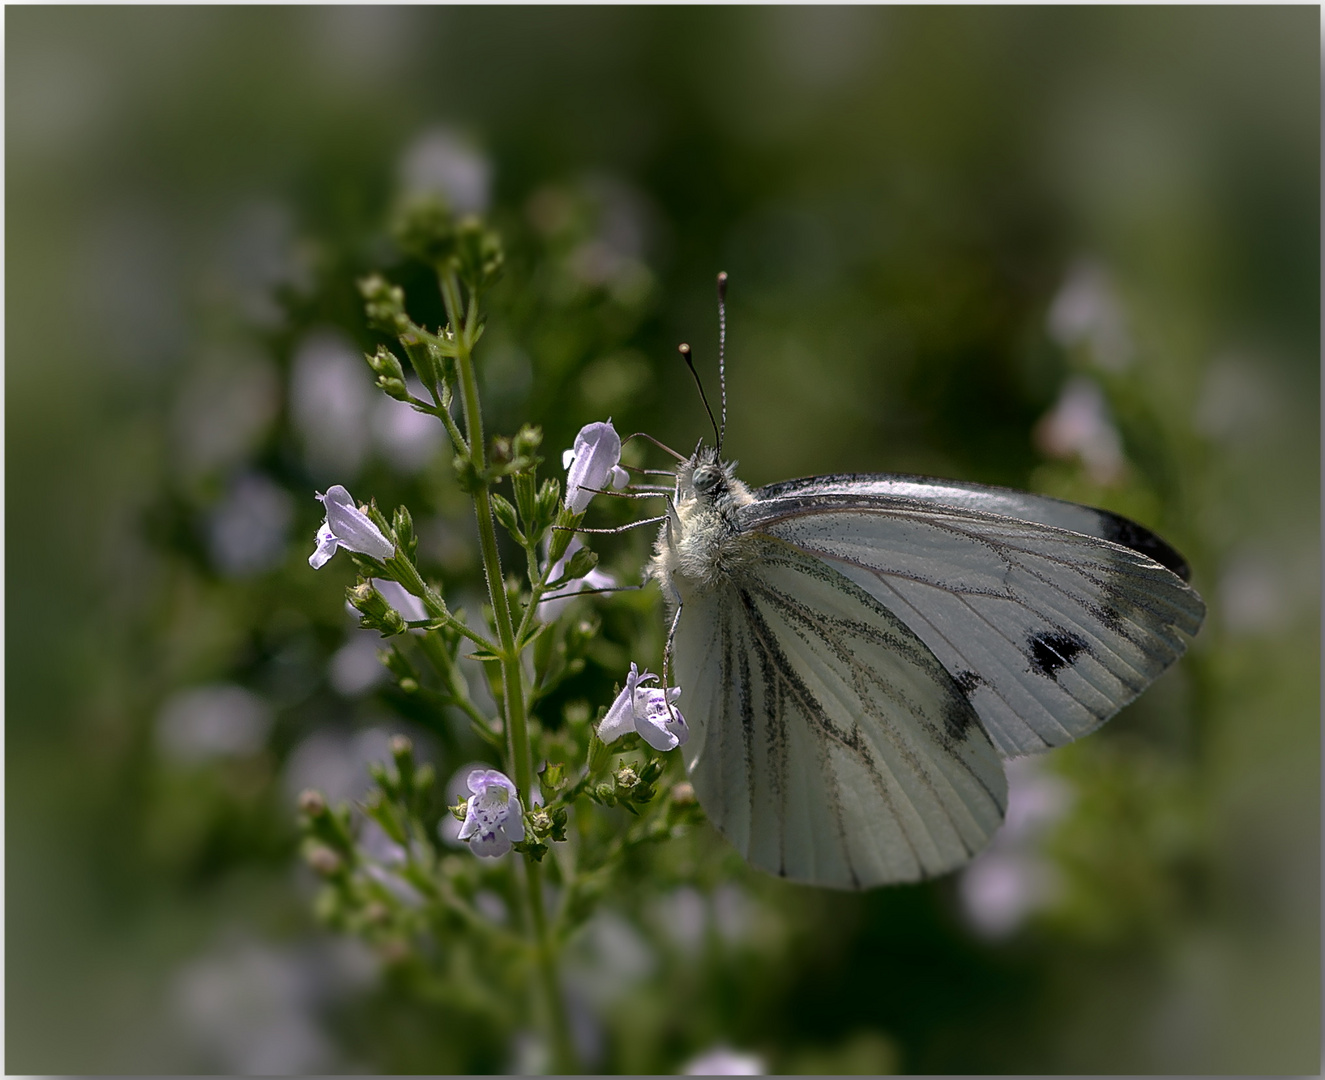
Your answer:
959,757 -> 1072,939
457,769 -> 525,857
682,1045 -> 767,1075
1047,259 -> 1132,372
562,420 -> 629,513
537,537 -> 618,620
371,579 -> 428,623
599,663 -> 687,752
156,684 -> 273,764
308,485 -> 395,568
1033,376 -> 1125,485
398,126 -> 492,214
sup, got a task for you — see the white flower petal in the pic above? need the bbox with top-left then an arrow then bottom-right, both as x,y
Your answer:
636,691 -> 687,751
457,803 -> 481,841
598,682 -> 637,744
564,420 -> 624,513
318,486 -> 395,560
469,828 -> 512,858
308,522 -> 340,569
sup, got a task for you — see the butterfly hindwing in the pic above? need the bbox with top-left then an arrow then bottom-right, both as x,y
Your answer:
676,534 -> 1007,889
742,485 -> 1205,757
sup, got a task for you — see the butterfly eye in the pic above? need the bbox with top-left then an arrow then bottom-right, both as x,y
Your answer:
692,466 -> 721,495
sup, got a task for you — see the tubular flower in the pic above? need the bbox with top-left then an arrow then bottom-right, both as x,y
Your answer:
563,420 -> 629,513
599,662 -> 688,752
308,485 -> 395,568
457,769 -> 525,857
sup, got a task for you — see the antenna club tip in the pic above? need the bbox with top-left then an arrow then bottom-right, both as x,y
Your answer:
677,342 -> 692,356
716,271 -> 728,296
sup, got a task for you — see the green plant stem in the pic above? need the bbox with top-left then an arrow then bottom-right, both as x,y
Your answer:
441,267 -> 576,1074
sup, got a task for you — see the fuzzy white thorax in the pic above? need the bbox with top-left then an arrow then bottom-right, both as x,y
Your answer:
647,446 -> 756,607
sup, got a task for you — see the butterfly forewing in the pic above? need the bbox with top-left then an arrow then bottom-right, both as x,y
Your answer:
675,534 -> 1008,889
742,487 -> 1205,757
752,473 -> 1194,580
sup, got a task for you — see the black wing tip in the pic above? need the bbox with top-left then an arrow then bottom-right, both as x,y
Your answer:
1097,512 -> 1192,582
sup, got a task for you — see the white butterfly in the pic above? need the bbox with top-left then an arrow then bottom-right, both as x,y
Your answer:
648,450 -> 1204,889
635,273 -> 1204,890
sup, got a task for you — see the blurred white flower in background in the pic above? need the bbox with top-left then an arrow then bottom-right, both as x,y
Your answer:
651,885 -> 707,956
370,384 -> 445,473
329,578 -> 427,696
290,330 -> 374,478
1193,355 -> 1279,445
1034,375 -> 1126,485
398,126 -> 491,214
560,908 -> 656,1068
959,756 -> 1073,939
217,198 -> 310,328
282,726 -> 400,806
174,935 -> 375,1075
537,536 -> 618,621
328,633 -> 389,697
681,1045 -> 767,1075
650,883 -> 760,958
1047,258 -> 1133,372
156,683 -> 274,764
208,472 -> 295,577
171,346 -> 280,477
1217,550 -> 1289,637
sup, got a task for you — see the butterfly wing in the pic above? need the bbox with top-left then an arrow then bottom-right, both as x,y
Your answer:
755,472 -> 1194,580
675,533 -> 1007,890
742,479 -> 1205,758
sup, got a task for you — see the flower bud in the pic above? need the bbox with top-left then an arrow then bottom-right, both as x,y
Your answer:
670,781 -> 696,807
639,758 -> 665,784
454,216 -> 505,291
562,544 -> 599,582
392,197 -> 458,267
359,274 -> 411,336
306,844 -> 342,877
392,505 -> 416,559
512,423 -> 542,460
348,582 -> 408,636
298,789 -> 327,817
539,761 -> 567,794
366,346 -> 410,401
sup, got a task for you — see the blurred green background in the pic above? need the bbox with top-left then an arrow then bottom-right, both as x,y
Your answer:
7,6 -> 1318,1074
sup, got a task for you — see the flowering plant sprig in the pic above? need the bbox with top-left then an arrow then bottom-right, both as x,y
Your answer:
294,201 -> 698,1072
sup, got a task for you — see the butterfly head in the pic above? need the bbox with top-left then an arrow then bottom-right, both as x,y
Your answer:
677,443 -> 752,515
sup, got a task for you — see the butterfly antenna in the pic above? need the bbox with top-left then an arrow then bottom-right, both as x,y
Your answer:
716,271 -> 728,453
678,342 -> 720,449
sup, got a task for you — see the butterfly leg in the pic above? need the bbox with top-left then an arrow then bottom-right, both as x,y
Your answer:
561,515 -> 667,535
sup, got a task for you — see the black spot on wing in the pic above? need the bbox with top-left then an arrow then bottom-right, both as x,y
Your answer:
1028,630 -> 1088,678
952,670 -> 983,697
1097,512 -> 1191,582
941,698 -> 976,745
